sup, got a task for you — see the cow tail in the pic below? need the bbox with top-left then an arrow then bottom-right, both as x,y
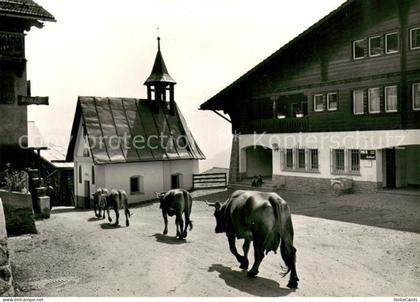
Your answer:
183,190 -> 193,231
280,214 -> 296,278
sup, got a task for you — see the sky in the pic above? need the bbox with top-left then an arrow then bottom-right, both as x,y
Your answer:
26,0 -> 346,172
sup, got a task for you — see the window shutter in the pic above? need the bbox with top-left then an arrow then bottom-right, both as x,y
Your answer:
305,149 -> 309,171
380,87 -> 385,112
330,149 -> 334,174
363,90 -> 368,114
280,148 -> 285,170
323,94 -> 327,111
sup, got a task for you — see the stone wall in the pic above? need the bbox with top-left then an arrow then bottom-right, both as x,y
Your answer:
0,198 -> 14,296
0,189 -> 37,236
273,174 -> 381,194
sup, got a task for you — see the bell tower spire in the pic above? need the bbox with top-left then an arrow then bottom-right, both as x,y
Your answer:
144,36 -> 176,114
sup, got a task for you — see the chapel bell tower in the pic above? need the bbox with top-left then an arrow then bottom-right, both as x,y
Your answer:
144,37 -> 176,114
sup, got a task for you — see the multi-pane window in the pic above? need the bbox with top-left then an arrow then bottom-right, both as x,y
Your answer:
286,149 -> 294,169
385,32 -> 399,54
297,149 -> 306,169
353,39 -> 365,59
327,92 -> 338,111
369,36 -> 382,57
410,27 -> 420,50
368,87 -> 381,113
333,149 -> 345,173
349,150 -> 360,173
309,149 -> 319,171
413,83 -> 420,111
314,94 -> 324,112
353,89 -> 364,115
385,86 -> 398,112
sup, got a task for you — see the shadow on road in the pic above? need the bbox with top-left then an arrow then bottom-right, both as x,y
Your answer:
152,233 -> 189,245
208,264 -> 293,297
87,217 -> 104,222
99,223 -> 123,230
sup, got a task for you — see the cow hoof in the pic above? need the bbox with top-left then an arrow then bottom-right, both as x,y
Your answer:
239,262 -> 249,270
108,218 -> 112,223
287,280 -> 298,289
126,221 -> 130,227
247,270 -> 258,278
163,230 -> 168,235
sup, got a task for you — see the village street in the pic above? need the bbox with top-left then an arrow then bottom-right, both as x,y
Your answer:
8,190 -> 420,297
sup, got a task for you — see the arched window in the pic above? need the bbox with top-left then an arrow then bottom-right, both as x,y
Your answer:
130,176 -> 144,194
78,165 -> 82,184
91,166 -> 95,184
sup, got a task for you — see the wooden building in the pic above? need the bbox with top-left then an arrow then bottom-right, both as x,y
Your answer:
67,38 -> 205,208
200,0 -> 420,193
0,0 -> 54,168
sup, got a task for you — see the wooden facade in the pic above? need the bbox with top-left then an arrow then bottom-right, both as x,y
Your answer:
200,0 -> 420,192
201,0 -> 420,135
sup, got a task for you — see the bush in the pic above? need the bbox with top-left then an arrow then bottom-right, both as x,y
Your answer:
2,164 -> 28,193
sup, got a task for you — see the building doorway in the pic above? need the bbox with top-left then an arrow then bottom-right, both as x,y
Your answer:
385,148 -> 396,188
244,145 -> 273,178
84,180 -> 90,208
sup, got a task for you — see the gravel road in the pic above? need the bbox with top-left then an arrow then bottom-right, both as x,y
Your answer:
8,190 -> 420,297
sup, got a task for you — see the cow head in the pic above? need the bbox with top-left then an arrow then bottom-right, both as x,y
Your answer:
155,192 -> 166,209
205,201 -> 226,233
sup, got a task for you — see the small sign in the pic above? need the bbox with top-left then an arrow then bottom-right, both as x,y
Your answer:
18,96 -> 49,106
361,150 -> 376,160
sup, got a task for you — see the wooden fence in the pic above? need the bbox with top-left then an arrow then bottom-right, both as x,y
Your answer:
192,173 -> 227,190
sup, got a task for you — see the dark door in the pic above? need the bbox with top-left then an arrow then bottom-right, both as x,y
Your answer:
385,148 -> 396,188
84,180 -> 90,208
171,175 -> 180,189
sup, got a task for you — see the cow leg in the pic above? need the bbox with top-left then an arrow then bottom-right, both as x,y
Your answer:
107,206 -> 112,223
162,211 -> 168,235
114,206 -> 119,226
176,216 -> 184,239
227,234 -> 248,269
94,202 -> 99,218
125,208 -> 130,227
240,239 -> 251,270
248,239 -> 265,278
182,212 -> 188,238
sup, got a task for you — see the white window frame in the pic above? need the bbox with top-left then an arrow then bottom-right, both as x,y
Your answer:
353,89 -> 364,115
368,87 -> 381,114
410,27 -> 420,50
327,92 -> 338,111
385,85 -> 398,113
368,36 -> 382,57
413,83 -> 420,111
353,39 -> 365,60
385,32 -> 399,54
313,94 -> 324,112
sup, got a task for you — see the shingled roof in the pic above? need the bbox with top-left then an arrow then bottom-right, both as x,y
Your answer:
0,0 -> 55,21
66,97 -> 205,164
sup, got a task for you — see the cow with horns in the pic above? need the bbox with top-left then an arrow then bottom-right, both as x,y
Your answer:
155,189 -> 193,240
205,190 -> 299,289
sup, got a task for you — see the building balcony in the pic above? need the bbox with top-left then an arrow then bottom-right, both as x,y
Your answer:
0,31 -> 25,60
250,116 -> 309,133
